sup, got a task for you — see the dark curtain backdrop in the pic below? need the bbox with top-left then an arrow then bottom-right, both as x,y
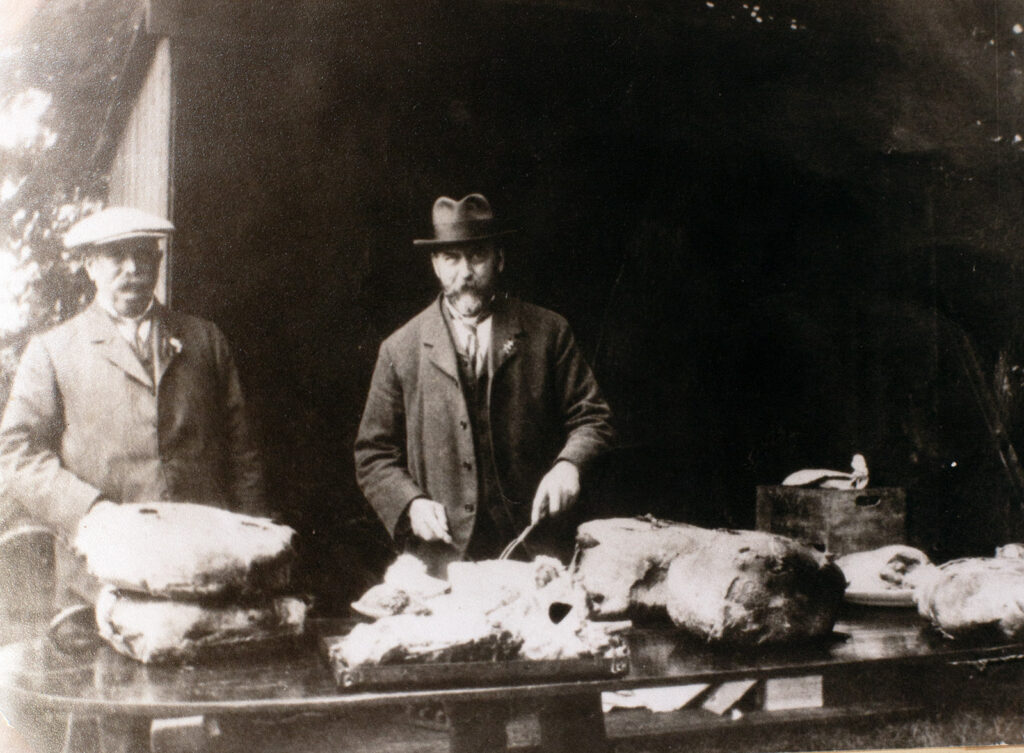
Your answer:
167,0 -> 1024,612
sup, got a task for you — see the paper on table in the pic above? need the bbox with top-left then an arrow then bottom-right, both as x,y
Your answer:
700,679 -> 758,715
601,684 -> 709,713
781,453 -> 869,490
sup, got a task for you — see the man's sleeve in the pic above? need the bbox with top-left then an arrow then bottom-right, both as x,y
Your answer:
0,338 -> 102,539
354,341 -> 425,537
553,323 -> 616,471
213,326 -> 268,517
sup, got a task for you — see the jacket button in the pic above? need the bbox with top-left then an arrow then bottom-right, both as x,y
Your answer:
464,504 -> 475,513
460,420 -> 468,429
462,461 -> 472,471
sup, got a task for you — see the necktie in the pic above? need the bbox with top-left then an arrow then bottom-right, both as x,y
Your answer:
132,318 -> 152,365
464,322 -> 479,378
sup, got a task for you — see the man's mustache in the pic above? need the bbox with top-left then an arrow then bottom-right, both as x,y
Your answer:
116,280 -> 152,292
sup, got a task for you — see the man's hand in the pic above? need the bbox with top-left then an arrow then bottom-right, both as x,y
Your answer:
531,460 -> 581,525
407,497 -> 453,544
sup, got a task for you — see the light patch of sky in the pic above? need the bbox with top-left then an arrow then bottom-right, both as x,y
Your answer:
0,87 -> 51,150
1,176 -> 23,202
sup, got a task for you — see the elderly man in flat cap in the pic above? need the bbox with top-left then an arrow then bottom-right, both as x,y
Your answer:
0,207 -> 266,550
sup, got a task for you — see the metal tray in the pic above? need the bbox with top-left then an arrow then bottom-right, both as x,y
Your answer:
321,636 -> 629,690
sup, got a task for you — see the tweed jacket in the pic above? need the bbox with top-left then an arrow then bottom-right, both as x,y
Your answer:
0,301 -> 266,541
354,295 -> 614,574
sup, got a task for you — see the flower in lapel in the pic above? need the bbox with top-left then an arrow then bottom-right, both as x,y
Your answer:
501,338 -> 517,358
168,336 -> 183,355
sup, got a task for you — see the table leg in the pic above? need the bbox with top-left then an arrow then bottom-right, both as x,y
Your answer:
62,714 -> 149,753
98,716 -> 150,753
444,700 -> 509,753
538,692 -> 607,753
61,714 -> 97,753
151,716 -> 221,753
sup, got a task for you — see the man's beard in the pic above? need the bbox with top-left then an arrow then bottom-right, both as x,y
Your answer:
445,286 -> 493,318
113,281 -> 156,317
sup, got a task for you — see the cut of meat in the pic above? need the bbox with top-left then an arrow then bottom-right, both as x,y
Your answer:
350,583 -> 416,619
913,557 -> 1024,640
350,555 -> 448,618
836,545 -> 931,593
333,556 -> 632,673
382,554 -> 450,600
95,586 -> 307,663
996,543 -> 1024,559
447,558 -> 561,613
74,502 -> 296,598
330,610 -> 522,667
573,517 -> 846,645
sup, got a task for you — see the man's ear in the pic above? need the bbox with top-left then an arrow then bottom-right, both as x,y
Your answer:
430,252 -> 443,280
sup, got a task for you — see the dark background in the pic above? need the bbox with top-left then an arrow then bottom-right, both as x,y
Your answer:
78,0 -> 1024,611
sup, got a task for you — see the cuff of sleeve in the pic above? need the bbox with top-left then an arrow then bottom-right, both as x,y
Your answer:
379,481 -> 428,536
555,444 -> 591,471
55,480 -> 103,543
394,499 -> 421,549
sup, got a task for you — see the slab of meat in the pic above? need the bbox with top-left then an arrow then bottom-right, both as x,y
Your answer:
74,502 -> 296,598
913,557 -> 1024,640
95,586 -> 307,663
836,545 -> 931,593
329,610 -> 522,668
573,517 -> 846,645
333,556 -> 631,672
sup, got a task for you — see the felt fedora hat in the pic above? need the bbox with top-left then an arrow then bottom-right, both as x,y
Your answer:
64,207 -> 175,251
413,193 -> 516,247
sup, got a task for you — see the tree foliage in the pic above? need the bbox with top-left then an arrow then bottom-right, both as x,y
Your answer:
0,0 -> 140,403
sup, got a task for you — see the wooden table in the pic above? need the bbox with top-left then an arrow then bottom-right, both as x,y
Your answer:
2,610 -> 1024,753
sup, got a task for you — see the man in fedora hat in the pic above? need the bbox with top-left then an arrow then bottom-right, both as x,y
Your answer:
356,193 -> 614,751
0,206 -> 266,546
355,194 -> 614,576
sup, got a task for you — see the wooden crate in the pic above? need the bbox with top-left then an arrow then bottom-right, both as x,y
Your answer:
755,486 -> 906,556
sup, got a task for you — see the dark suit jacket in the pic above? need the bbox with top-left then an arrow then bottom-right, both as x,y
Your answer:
0,302 -> 266,541
354,295 -> 614,575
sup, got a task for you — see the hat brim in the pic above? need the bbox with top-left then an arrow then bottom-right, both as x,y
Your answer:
413,228 -> 517,247
68,231 -> 170,251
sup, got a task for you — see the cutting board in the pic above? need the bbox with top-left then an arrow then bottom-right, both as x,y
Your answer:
320,635 -> 629,690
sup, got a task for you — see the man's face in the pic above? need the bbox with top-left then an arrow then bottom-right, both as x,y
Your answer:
431,242 -> 504,317
84,238 -> 162,317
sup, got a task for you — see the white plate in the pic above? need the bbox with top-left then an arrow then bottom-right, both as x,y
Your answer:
844,588 -> 915,607
349,599 -> 396,620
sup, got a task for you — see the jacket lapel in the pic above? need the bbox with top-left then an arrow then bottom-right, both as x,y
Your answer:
152,304 -> 181,388
422,297 -> 460,382
83,303 -> 154,389
489,296 -> 524,378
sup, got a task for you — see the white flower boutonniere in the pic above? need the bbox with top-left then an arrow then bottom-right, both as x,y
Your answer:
168,337 -> 183,355
501,338 -> 516,358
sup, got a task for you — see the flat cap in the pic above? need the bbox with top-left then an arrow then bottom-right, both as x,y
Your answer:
64,207 -> 175,250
